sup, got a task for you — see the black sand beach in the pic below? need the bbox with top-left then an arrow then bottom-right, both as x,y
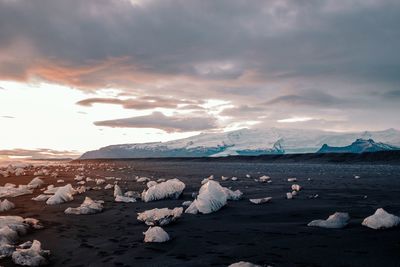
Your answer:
1,159 -> 400,267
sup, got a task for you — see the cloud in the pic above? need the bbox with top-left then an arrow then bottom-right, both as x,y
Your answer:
264,91 -> 350,107
0,0 -> 399,131
1,115 -> 15,119
219,105 -> 267,119
94,112 -> 218,132
0,148 -> 80,159
382,89 -> 400,99
76,96 -> 201,110
1,0 -> 400,88
277,117 -> 314,123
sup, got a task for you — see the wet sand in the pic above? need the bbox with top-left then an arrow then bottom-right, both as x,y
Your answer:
1,160 -> 400,267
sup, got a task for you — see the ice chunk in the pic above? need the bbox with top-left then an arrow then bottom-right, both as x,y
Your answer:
0,199 -> 15,212
0,170 -> 9,178
0,227 -> 19,259
115,195 -> 137,203
33,169 -> 49,176
146,181 -> 157,188
74,175 -> 84,181
143,226 -> 170,243
0,185 -> 33,198
113,185 -> 136,202
201,175 -> 214,185
24,218 -> 43,230
228,261 -> 261,267
223,188 -> 243,200
14,168 -> 25,176
0,216 -> 44,260
137,207 -> 183,226
249,197 -> 272,204
27,178 -> 44,189
141,179 -> 185,202
201,178 -> 210,185
362,208 -> 400,229
46,184 -> 75,205
104,184 -> 114,190
114,185 -> 123,197
31,194 -> 51,202
231,177 -> 238,181
136,177 -> 150,183
185,180 -> 227,214
75,186 -> 86,194
124,191 -> 140,198
288,178 -> 297,182
33,168 -> 50,176
95,179 -> 105,185
184,202 -> 199,214
0,225 -> 19,243
182,200 -> 192,207
43,185 -> 58,194
258,175 -> 271,183
12,240 -> 49,266
65,197 -> 104,215
18,241 -> 33,249
291,184 -> 301,191
286,192 -> 293,199
221,176 -> 229,181
308,212 -> 350,229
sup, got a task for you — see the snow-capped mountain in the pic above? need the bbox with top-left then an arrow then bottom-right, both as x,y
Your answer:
317,138 -> 400,153
79,128 -> 400,159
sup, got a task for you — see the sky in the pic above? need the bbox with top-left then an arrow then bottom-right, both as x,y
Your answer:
0,0 -> 400,159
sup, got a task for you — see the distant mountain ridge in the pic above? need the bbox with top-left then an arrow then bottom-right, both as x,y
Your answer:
317,138 -> 400,153
80,128 -> 400,159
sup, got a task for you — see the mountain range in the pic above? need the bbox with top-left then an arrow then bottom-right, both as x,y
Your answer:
317,138 -> 400,153
80,128 -> 400,159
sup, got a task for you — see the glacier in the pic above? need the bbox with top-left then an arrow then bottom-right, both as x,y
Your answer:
80,128 -> 400,159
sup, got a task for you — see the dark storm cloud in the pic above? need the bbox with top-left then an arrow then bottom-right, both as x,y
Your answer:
94,112 -> 218,132
0,0 -> 399,130
1,0 -> 399,85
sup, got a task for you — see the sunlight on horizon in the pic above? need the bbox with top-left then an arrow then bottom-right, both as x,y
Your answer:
0,81 -> 199,153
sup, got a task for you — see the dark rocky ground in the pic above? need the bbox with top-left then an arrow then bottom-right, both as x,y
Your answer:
1,159 -> 400,267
